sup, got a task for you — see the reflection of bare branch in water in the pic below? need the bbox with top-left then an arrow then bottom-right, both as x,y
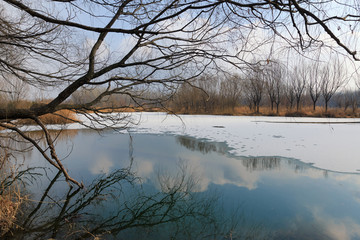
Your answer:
4,162 -> 268,240
0,129 -> 79,166
0,126 -> 82,187
0,129 -> 78,152
177,135 -> 332,178
176,136 -> 227,155
288,159 -> 329,177
28,129 -> 78,144
244,157 -> 331,178
177,135 -> 334,179
0,147 -> 43,195
242,157 -> 281,172
293,161 -> 306,174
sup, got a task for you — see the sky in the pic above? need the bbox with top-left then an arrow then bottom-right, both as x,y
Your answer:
2,0 -> 360,98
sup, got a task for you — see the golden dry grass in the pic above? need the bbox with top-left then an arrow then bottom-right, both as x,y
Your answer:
283,107 -> 360,118
0,155 -> 24,237
17,109 -> 78,125
0,192 -> 21,236
39,109 -> 78,124
6,100 -> 33,110
168,106 -> 360,118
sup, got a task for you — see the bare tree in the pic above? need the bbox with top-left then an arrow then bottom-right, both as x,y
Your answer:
334,89 -> 358,114
219,74 -> 242,111
244,65 -> 264,113
264,61 -> 285,114
291,66 -> 307,111
307,62 -> 323,111
349,91 -> 359,114
170,75 -> 218,113
264,65 -> 277,111
321,59 -> 347,112
3,77 -> 30,106
0,0 -> 359,185
285,78 -> 296,111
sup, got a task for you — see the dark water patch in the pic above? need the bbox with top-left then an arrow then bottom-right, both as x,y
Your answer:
272,135 -> 285,138
175,135 -> 229,155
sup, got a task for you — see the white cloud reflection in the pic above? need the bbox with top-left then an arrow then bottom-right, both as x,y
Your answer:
90,154 -> 114,175
311,207 -> 360,240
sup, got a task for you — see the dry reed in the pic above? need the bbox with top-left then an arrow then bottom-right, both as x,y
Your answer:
0,154 -> 24,237
0,191 -> 22,236
17,109 -> 78,125
168,106 -> 360,118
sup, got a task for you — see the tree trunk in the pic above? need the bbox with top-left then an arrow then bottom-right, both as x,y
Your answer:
296,99 -> 301,111
325,100 -> 329,113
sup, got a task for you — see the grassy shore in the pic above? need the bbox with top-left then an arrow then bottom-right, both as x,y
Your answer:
86,105 -> 360,118
9,106 -> 360,129
169,106 -> 360,118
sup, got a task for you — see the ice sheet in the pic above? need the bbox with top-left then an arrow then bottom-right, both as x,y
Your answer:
12,112 -> 360,173
118,112 -> 360,173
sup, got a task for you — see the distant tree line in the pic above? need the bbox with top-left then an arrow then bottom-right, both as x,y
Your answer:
2,58 -> 357,117
169,59 -> 359,117
45,59 -> 359,117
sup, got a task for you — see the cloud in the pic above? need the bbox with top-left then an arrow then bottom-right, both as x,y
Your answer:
84,38 -> 110,62
311,207 -> 360,240
90,154 -> 114,175
131,152 -> 261,192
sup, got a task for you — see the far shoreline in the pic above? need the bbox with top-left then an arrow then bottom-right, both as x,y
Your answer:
164,106 -> 360,119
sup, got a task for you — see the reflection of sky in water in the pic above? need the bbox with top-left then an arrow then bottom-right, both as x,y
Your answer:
27,130 -> 360,239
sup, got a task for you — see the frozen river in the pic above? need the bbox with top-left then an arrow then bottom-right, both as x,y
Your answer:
120,112 -> 360,173
12,112 -> 360,239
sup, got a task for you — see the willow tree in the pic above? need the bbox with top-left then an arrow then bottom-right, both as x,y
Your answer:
263,61 -> 285,114
321,59 -> 347,112
0,0 -> 360,186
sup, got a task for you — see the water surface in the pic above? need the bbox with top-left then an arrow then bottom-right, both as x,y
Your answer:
9,129 -> 360,240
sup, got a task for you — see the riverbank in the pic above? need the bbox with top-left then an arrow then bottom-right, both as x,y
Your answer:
8,105 -> 360,129
168,106 -> 360,118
